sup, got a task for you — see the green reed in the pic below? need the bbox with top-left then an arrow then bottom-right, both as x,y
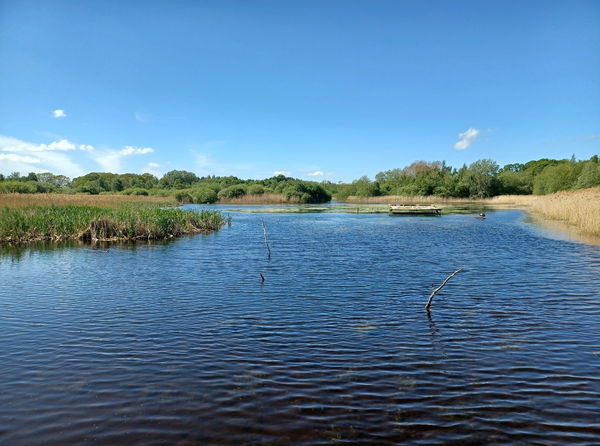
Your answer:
0,205 -> 226,244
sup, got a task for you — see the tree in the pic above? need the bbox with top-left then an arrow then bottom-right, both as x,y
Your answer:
463,159 -> 500,198
159,170 -> 199,189
533,162 -> 582,194
574,161 -> 600,189
352,176 -> 380,197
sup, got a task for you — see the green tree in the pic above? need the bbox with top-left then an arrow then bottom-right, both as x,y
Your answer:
533,162 -> 582,194
574,159 -> 600,189
463,159 -> 500,198
159,170 -> 199,189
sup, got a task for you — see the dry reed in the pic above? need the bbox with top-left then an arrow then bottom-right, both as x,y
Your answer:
0,193 -> 176,209
342,195 -> 480,204
490,188 -> 600,237
217,193 -> 298,205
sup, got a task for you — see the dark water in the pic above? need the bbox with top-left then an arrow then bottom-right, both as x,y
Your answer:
1,208 -> 599,445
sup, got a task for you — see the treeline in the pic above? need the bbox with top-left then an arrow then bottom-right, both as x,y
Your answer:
328,155 -> 600,200
1,155 -> 598,202
0,171 -> 331,204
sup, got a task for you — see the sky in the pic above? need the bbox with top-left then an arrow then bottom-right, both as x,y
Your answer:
1,0 -> 599,182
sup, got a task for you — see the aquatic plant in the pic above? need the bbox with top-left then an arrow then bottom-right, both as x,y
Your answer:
0,205 -> 225,244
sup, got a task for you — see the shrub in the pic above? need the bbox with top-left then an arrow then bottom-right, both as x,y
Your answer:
0,181 -> 38,194
247,184 -> 266,195
122,188 -> 149,196
217,184 -> 247,200
174,191 -> 193,203
190,186 -> 218,204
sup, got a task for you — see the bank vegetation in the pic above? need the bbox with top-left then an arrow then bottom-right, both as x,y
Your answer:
0,201 -> 225,245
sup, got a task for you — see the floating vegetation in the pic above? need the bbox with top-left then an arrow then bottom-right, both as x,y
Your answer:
0,205 -> 226,244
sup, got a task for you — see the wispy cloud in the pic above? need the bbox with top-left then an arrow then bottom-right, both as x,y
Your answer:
92,146 -> 155,173
0,135 -> 87,177
454,127 -> 480,150
273,170 -> 292,177
306,170 -> 325,177
134,112 -> 150,123
0,136 -> 93,153
120,146 -> 154,155
52,109 -> 67,118
141,162 -> 162,177
0,153 -> 41,164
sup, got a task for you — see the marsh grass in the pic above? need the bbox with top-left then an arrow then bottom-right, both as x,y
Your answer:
0,205 -> 225,244
489,187 -> 600,237
217,193 -> 299,205
342,195 -> 479,204
0,193 -> 176,209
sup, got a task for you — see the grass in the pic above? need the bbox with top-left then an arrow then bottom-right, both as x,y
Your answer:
0,193 -> 177,209
0,204 -> 226,244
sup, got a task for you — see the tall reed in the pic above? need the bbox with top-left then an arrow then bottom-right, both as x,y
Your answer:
342,195 -> 480,204
0,205 -> 225,244
0,193 -> 176,209
490,188 -> 600,237
217,193 -> 298,204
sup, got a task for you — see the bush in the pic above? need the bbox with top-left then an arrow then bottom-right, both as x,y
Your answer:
247,184 -> 266,195
217,184 -> 247,200
174,191 -> 193,203
190,186 -> 218,204
0,181 -> 38,194
121,188 -> 149,196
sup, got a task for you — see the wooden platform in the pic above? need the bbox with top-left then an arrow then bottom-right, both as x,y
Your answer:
389,204 -> 442,216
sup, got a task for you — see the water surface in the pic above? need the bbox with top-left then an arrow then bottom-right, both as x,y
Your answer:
1,208 -> 599,444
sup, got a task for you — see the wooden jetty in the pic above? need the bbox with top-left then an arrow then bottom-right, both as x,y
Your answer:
389,204 -> 442,216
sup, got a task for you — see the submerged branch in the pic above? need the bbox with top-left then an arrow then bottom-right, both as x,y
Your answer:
262,221 -> 271,259
425,268 -> 463,311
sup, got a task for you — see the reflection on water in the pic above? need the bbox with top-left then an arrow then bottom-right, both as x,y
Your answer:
1,209 -> 599,444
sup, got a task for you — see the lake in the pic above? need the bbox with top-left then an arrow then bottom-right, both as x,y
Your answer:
1,207 -> 599,445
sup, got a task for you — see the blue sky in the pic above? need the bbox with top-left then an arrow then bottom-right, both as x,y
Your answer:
1,0 -> 599,182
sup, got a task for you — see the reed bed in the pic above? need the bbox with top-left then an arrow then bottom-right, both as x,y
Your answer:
217,193 -> 299,205
0,193 -> 176,209
490,188 -> 600,237
342,195 -> 479,204
0,205 -> 225,244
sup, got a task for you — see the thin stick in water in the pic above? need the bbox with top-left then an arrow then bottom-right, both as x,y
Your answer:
425,268 -> 463,311
262,221 -> 271,259
260,273 -> 265,283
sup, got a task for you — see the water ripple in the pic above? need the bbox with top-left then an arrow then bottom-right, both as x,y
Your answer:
1,210 -> 599,444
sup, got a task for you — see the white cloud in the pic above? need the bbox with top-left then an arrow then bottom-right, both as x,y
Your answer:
273,170 -> 292,177
454,127 -> 480,150
41,139 -> 76,151
142,162 -> 162,177
92,146 -> 155,173
0,136 -> 92,153
52,109 -> 67,118
120,146 -> 154,155
0,153 -> 41,164
306,170 -> 325,177
0,135 -> 87,177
